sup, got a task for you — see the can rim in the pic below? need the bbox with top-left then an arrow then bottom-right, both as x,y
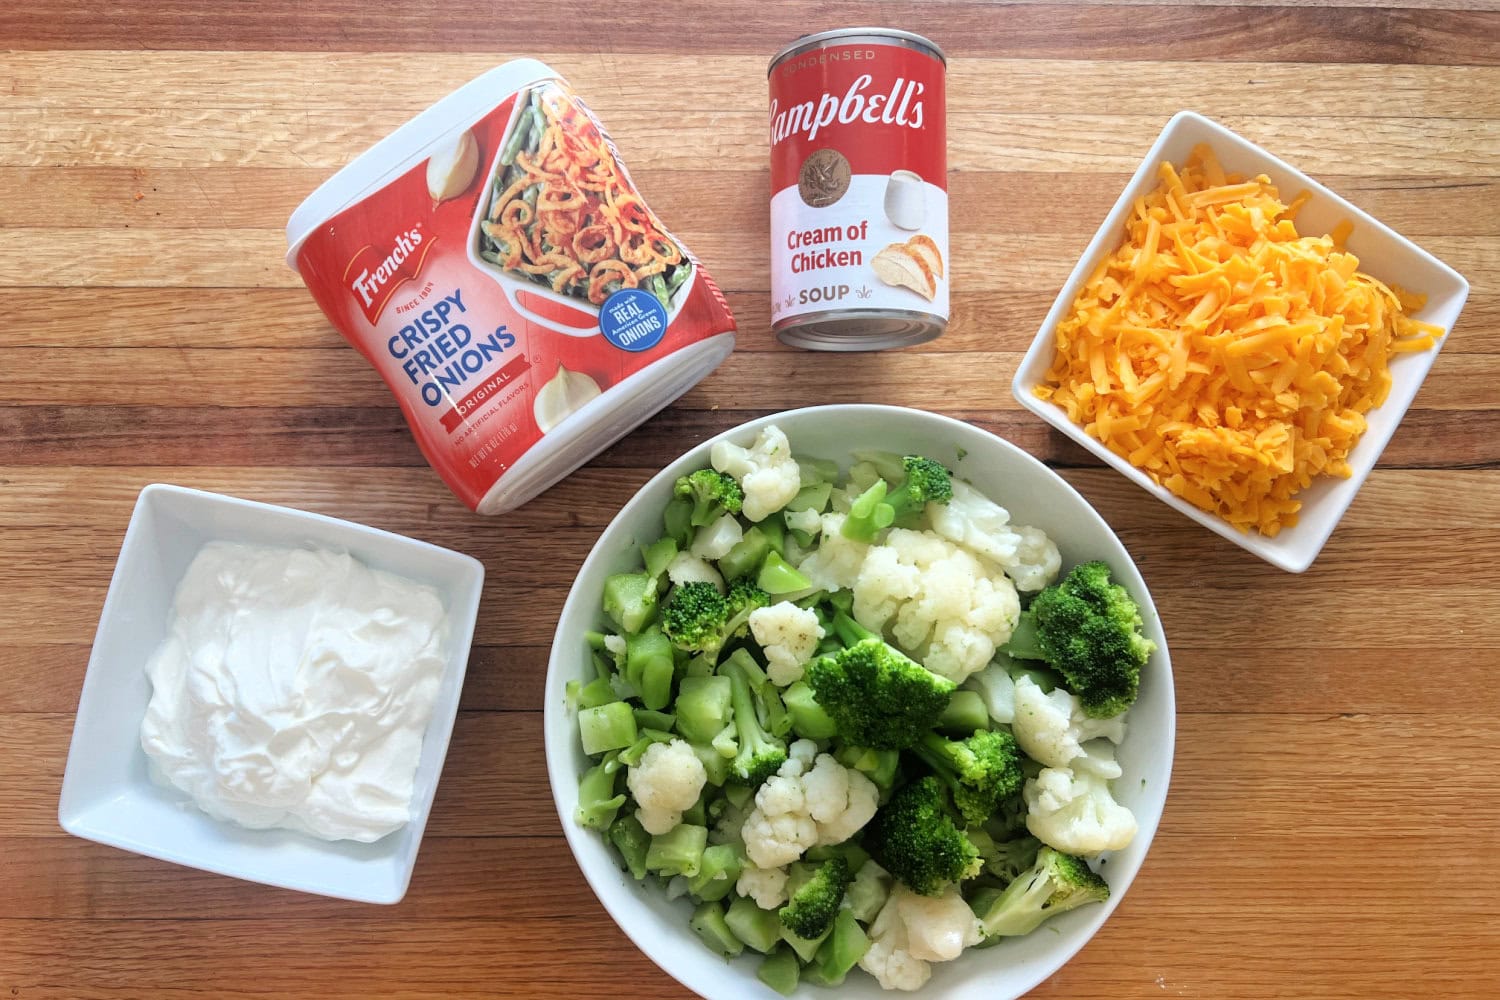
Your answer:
768,28 -> 947,73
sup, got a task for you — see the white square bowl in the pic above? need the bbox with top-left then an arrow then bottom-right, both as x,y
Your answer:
58,484 -> 485,904
1012,111 -> 1470,573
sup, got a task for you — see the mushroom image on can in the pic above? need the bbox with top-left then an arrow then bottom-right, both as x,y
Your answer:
768,29 -> 948,350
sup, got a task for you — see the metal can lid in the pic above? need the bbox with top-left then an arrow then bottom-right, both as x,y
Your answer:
768,27 -> 947,74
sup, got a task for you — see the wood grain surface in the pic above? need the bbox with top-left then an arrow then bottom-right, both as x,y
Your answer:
3,3 -> 1499,998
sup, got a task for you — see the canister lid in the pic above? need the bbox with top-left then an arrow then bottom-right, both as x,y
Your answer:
284,59 -> 558,268
768,28 -> 947,73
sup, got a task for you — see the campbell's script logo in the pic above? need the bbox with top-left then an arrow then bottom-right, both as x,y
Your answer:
770,74 -> 925,147
343,225 -> 432,324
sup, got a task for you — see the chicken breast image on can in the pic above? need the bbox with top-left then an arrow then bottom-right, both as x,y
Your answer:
287,60 -> 737,514
769,29 -> 948,350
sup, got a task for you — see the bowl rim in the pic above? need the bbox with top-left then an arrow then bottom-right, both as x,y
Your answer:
545,403 -> 1176,998
57,482 -> 485,904
1011,109 -> 1470,574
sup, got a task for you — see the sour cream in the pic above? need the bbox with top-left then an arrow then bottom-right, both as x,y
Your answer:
140,542 -> 449,842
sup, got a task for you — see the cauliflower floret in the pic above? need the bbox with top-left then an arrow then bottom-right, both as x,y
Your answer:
898,885 -> 985,962
853,528 -> 1021,684
741,795 -> 817,870
784,506 -> 823,536
796,512 -> 870,590
1011,675 -> 1127,768
626,739 -> 708,836
689,513 -> 743,560
859,884 -> 983,991
928,480 -> 1061,592
736,862 -> 790,910
802,752 -> 879,846
749,601 -> 825,686
740,746 -> 876,867
1023,742 -> 1137,856
963,658 -> 1016,724
666,551 -> 724,593
711,423 -> 801,522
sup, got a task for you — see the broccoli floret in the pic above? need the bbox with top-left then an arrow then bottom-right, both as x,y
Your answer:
912,728 -> 1023,828
866,776 -> 982,896
971,846 -> 1109,938
840,455 -> 953,542
660,578 -> 769,657
721,655 -> 787,784
725,576 -> 772,626
803,614 -> 955,749
660,581 -> 729,652
778,856 -> 853,940
1005,560 -> 1154,719
675,468 -> 745,527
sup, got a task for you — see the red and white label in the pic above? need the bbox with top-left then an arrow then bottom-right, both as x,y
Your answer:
769,41 -> 948,327
294,76 -> 735,512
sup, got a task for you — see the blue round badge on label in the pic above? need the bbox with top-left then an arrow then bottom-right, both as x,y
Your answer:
600,288 -> 668,353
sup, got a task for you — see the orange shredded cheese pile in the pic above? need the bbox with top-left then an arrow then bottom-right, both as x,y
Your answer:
1037,143 -> 1445,536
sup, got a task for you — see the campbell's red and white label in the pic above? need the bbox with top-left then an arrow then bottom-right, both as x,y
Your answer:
769,38 -> 948,328
291,68 -> 735,513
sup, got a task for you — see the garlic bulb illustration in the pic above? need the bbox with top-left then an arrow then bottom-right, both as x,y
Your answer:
533,364 -> 603,433
426,129 -> 479,203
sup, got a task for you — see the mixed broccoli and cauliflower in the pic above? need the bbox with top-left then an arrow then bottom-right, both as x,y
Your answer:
570,424 -> 1156,993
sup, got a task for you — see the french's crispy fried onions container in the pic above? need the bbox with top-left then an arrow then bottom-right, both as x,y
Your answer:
287,60 -> 736,515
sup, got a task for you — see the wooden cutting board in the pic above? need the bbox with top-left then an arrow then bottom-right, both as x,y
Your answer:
3,3 -> 1498,997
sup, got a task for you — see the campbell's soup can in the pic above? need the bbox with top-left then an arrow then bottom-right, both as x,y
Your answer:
769,29 -> 948,350
287,60 -> 736,514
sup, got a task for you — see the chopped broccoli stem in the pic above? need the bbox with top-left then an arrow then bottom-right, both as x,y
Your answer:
797,456 -> 840,487
578,701 -> 638,756
674,675 -> 733,744
718,524 -> 771,581
757,945 -> 801,996
972,846 -> 1110,938
641,536 -> 678,579
867,776 -> 982,896
632,707 -> 674,732
625,626 -> 675,711
841,479 -> 894,542
725,895 -> 783,953
834,744 -> 902,796
608,813 -> 651,880
574,677 -> 616,710
757,550 -> 810,595
937,689 -> 991,733
779,920 -> 832,963
603,572 -> 658,634
663,496 -> 694,548
689,899 -> 744,958
690,740 -> 732,787
782,680 -> 838,740
784,480 -> 832,514
688,842 -> 745,902
575,757 -> 626,830
803,908 -> 870,987
646,823 -> 708,879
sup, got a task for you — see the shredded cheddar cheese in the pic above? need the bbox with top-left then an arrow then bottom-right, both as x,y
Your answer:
1037,144 -> 1444,536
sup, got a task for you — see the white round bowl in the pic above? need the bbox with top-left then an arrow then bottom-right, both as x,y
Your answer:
545,404 -> 1175,998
